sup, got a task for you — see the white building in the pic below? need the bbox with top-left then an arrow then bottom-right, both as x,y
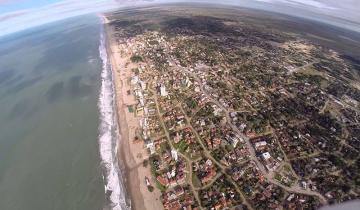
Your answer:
160,85 -> 168,96
140,81 -> 146,90
262,152 -> 271,160
255,141 -> 267,149
146,142 -> 155,155
171,150 -> 178,161
131,76 -> 139,85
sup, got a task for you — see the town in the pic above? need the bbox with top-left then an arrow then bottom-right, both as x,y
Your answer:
107,6 -> 360,210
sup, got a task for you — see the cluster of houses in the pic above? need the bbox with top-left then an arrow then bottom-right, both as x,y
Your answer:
156,163 -> 186,188
110,19 -> 360,209
199,175 -> 242,209
170,128 -> 202,159
229,161 -> 264,196
193,158 -> 218,185
251,136 -> 283,172
162,186 -> 199,210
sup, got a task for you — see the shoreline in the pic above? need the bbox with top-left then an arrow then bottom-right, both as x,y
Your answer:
104,19 -> 145,210
103,17 -> 163,210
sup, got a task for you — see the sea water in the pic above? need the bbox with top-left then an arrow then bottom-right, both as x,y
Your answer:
0,15 -> 126,210
98,20 -> 130,210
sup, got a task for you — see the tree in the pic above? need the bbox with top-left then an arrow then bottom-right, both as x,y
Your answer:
143,159 -> 149,167
130,55 -> 143,63
147,185 -> 154,192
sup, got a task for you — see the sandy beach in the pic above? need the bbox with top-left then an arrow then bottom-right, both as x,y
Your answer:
104,18 -> 163,210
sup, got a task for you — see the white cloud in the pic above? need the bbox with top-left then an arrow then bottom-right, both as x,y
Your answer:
0,0 -> 358,37
0,0 -> 122,37
253,0 -> 336,10
288,0 -> 336,10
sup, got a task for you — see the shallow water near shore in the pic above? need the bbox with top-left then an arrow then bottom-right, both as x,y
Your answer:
0,16 -> 106,210
99,20 -> 130,210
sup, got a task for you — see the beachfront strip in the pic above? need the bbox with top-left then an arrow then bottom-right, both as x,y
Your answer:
105,12 -> 360,210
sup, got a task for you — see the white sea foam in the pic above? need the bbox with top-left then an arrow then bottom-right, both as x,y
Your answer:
98,22 -> 130,210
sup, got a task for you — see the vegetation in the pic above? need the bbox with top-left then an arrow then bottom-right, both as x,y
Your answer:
130,55 -> 143,63
110,6 -> 360,209
143,159 -> 149,168
147,185 -> 154,192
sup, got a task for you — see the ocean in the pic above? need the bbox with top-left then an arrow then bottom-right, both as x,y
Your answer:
0,15 -> 126,210
99,19 -> 130,210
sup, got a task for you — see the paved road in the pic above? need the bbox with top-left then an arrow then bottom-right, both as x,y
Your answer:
182,67 -> 328,204
179,105 -> 254,210
152,89 -> 204,209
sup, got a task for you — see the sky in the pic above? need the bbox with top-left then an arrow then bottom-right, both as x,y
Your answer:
0,0 -> 121,37
0,0 -> 359,37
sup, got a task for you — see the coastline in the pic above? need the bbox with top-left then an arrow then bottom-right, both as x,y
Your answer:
103,17 -> 163,210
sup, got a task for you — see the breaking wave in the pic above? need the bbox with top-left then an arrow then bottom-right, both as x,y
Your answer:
98,21 -> 130,210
